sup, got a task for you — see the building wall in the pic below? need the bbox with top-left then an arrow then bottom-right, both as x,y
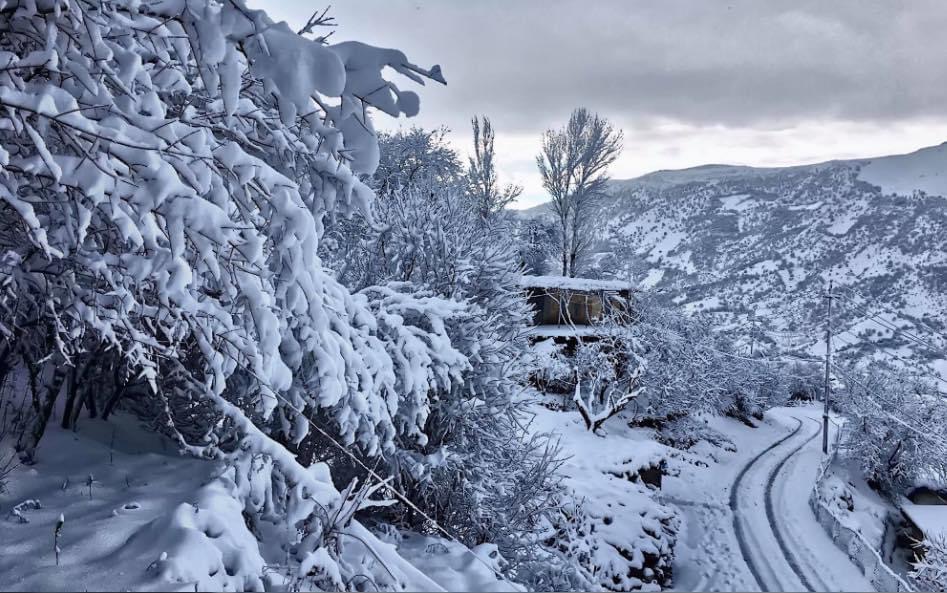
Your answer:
530,289 -> 610,325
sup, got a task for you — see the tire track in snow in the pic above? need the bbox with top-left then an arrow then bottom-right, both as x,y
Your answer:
729,418 -> 804,592
764,417 -> 822,592
766,417 -> 872,593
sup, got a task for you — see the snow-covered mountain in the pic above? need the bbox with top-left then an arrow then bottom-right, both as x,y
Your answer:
529,142 -> 947,376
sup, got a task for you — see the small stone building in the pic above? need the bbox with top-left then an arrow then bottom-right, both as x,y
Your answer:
519,275 -> 633,344
900,487 -> 947,563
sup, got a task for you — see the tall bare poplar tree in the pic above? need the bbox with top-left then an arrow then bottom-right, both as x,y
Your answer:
467,116 -> 522,217
536,108 -> 623,276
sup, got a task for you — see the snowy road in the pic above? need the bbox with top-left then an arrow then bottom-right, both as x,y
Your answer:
668,407 -> 874,592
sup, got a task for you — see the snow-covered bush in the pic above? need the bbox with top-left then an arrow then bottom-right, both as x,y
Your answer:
833,363 -> 947,494
533,486 -> 679,592
785,362 -> 824,402
529,337 -> 574,399
320,180 -> 542,528
912,534 -> 947,592
320,131 -> 596,589
652,415 -> 736,453
0,0 -> 466,585
627,296 -> 792,425
571,321 -> 645,433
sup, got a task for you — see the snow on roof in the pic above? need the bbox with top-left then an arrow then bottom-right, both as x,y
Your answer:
518,275 -> 631,292
901,502 -> 947,540
527,324 -> 605,338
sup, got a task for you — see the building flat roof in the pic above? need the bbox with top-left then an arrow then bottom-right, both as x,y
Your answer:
902,502 -> 947,541
518,275 -> 631,292
526,324 -> 607,338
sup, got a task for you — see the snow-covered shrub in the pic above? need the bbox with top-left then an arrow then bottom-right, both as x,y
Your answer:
0,0 -> 462,585
321,135 -> 591,588
834,363 -> 947,494
528,338 -> 574,400
785,362 -> 823,402
912,534 -> 947,592
320,181 -> 541,523
571,321 -> 645,433
627,296 -> 792,425
530,495 -> 598,591
652,415 -> 735,454
0,0 -> 455,458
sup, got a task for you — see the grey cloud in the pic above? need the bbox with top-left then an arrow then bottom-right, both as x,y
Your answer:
254,0 -> 947,134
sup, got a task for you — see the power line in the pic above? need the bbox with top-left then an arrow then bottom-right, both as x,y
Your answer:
833,290 -> 943,355
845,286 -> 947,349
823,288 -> 947,388
829,362 -> 947,451
259,386 -> 510,582
833,327 -> 947,390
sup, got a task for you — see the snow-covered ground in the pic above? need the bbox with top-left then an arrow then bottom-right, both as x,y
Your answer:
0,416 -> 226,591
0,416 -> 517,592
528,399 -> 679,591
1,399 -> 911,592
665,405 -> 875,592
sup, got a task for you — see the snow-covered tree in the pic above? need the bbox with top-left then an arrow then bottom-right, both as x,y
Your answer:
912,535 -> 947,592
536,108 -> 622,277
374,126 -> 462,194
467,116 -> 522,218
833,363 -> 947,494
513,216 -> 558,275
0,0 -> 477,585
570,318 -> 646,433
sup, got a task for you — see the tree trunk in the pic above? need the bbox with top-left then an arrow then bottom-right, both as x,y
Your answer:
60,365 -> 80,429
16,360 -> 67,463
101,361 -> 127,420
0,343 -> 12,393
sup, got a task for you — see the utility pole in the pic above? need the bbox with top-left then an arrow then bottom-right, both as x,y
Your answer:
822,280 -> 833,454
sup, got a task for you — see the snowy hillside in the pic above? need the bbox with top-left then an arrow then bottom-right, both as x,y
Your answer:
526,142 -> 947,377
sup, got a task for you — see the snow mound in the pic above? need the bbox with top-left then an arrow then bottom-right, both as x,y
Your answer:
0,416 -> 222,591
121,478 -> 265,591
394,533 -> 522,592
857,142 -> 947,198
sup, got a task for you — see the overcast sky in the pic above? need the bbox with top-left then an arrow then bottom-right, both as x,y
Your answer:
257,0 -> 947,208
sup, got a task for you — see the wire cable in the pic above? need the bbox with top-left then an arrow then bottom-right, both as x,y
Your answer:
834,290 -> 943,354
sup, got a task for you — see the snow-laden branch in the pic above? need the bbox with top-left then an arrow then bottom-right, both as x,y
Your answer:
573,367 -> 643,433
